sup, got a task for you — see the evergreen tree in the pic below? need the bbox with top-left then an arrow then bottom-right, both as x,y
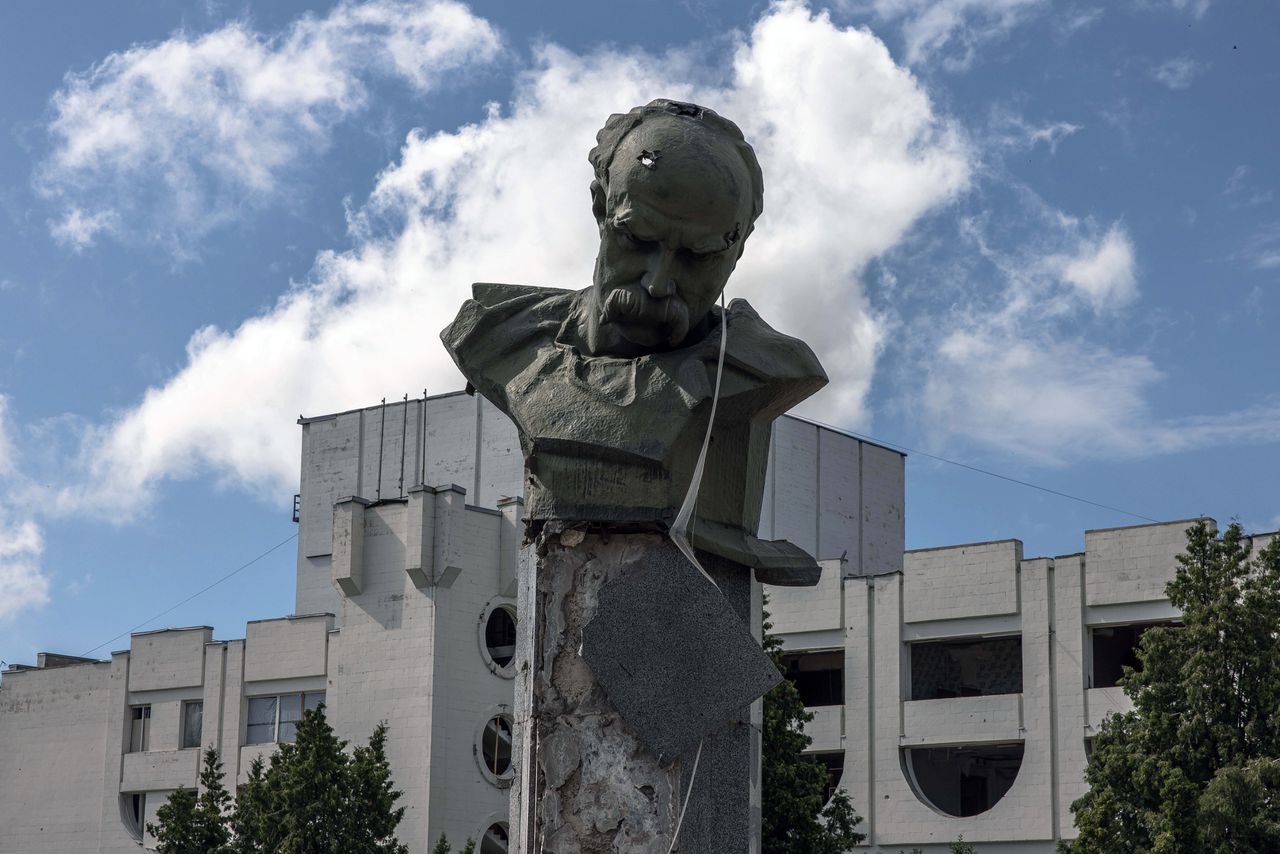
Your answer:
1069,522 -> 1280,853
228,755 -> 270,854
349,722 -> 409,853
148,748 -> 233,853
149,787 -> 201,854
271,707 -> 352,853
432,834 -> 453,854
762,602 -> 866,853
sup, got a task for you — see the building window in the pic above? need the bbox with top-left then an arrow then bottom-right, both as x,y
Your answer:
129,705 -> 151,752
779,650 -> 844,707
910,636 -> 1022,700
182,701 -> 204,749
904,743 -> 1025,817
1090,622 -> 1179,689
120,793 -> 145,842
811,751 -> 844,802
476,713 -> 515,785
480,821 -> 510,854
479,599 -> 518,678
246,692 -> 325,745
485,606 -> 517,668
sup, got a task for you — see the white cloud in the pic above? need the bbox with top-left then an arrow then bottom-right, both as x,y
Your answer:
0,515 -> 49,621
1052,224 -> 1138,310
1150,56 -> 1206,90
37,0 -> 501,253
0,399 -> 49,621
44,1 -> 969,519
847,0 -> 1049,69
1167,0 -> 1211,18
990,109 -> 1082,154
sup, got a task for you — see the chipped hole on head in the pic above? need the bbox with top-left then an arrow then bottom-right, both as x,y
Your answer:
637,149 -> 661,169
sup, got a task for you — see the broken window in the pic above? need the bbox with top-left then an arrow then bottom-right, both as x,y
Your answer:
485,606 -> 517,669
810,751 -> 844,802
480,822 -> 510,854
905,743 -> 1024,817
1090,622 -> 1178,689
480,714 -> 514,781
910,637 -> 1022,700
780,650 -> 844,707
129,705 -> 151,752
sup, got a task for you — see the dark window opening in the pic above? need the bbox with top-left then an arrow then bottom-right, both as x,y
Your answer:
910,636 -> 1022,700
780,651 -> 844,707
481,822 -> 509,854
1090,622 -> 1179,689
905,743 -> 1024,817
812,751 -> 844,802
485,606 -> 517,668
481,715 -> 513,778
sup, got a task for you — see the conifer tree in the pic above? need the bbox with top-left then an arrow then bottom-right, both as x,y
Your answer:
761,602 -> 866,853
349,722 -> 409,853
1069,522 -> 1280,853
148,749 -> 233,853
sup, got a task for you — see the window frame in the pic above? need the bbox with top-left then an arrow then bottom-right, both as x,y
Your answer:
181,700 -> 204,750
245,691 -> 325,745
128,704 -> 151,753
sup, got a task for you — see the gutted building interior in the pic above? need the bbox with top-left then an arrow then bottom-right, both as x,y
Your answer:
909,636 -> 1022,700
1090,621 -> 1178,689
905,743 -> 1025,817
781,650 -> 844,707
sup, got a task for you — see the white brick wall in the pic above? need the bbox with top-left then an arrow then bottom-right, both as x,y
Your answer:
1084,519 -> 1204,606
904,540 -> 1022,623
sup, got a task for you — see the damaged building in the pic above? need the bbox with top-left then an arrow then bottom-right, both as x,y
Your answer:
0,392 -> 1254,853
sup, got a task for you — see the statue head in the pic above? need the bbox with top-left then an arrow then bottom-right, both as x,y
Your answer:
581,100 -> 764,358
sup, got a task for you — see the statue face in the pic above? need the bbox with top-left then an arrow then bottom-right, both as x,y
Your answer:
584,119 -> 753,358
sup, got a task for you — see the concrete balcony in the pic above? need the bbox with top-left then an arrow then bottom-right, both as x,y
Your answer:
900,694 -> 1022,747
1086,686 -> 1133,731
120,749 -> 199,792
803,705 -> 844,752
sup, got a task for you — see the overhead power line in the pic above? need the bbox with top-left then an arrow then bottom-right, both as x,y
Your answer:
798,416 -> 1160,525
79,532 -> 299,658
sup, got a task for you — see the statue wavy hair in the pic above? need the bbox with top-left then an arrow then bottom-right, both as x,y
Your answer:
587,99 -> 764,244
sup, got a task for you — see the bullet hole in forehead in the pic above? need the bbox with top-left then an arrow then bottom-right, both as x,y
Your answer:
638,149 -> 661,170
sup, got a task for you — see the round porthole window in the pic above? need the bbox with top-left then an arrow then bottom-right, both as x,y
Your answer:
475,709 -> 515,786
480,821 -> 509,854
478,599 -> 518,678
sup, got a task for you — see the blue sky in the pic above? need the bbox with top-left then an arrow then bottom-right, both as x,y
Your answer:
1,0 -> 1277,664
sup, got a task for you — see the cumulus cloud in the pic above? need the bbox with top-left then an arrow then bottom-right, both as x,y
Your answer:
908,198 -> 1280,464
37,0 -> 501,253
1150,56 -> 1206,90
0,399 -> 50,621
0,516 -> 49,621
846,0 -> 1049,69
44,2 -> 968,518
1051,224 -> 1137,310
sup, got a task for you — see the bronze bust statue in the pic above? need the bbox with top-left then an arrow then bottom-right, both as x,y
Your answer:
441,99 -> 827,583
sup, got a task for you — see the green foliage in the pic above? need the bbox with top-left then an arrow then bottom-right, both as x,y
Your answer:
949,836 -> 977,854
152,707 -> 408,854
148,748 -> 232,853
1070,522 -> 1280,853
431,835 -> 475,854
762,600 -> 866,854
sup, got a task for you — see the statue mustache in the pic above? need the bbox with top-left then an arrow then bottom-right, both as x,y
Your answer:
600,285 -> 691,347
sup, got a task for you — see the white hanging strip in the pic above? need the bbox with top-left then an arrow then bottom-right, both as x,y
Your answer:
668,292 -> 728,588
666,737 -> 705,854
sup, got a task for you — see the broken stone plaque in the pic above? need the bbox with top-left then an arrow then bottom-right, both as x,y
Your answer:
582,543 -> 781,761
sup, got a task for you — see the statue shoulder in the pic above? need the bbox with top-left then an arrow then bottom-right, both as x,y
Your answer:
722,298 -> 828,387
470,282 -> 568,310
441,283 -> 572,357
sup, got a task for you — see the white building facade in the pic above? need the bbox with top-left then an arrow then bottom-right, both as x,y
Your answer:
0,393 -> 903,852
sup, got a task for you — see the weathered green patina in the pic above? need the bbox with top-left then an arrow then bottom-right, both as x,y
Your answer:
441,99 -> 826,583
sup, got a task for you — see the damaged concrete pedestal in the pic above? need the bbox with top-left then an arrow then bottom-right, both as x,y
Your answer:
510,531 -> 776,853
